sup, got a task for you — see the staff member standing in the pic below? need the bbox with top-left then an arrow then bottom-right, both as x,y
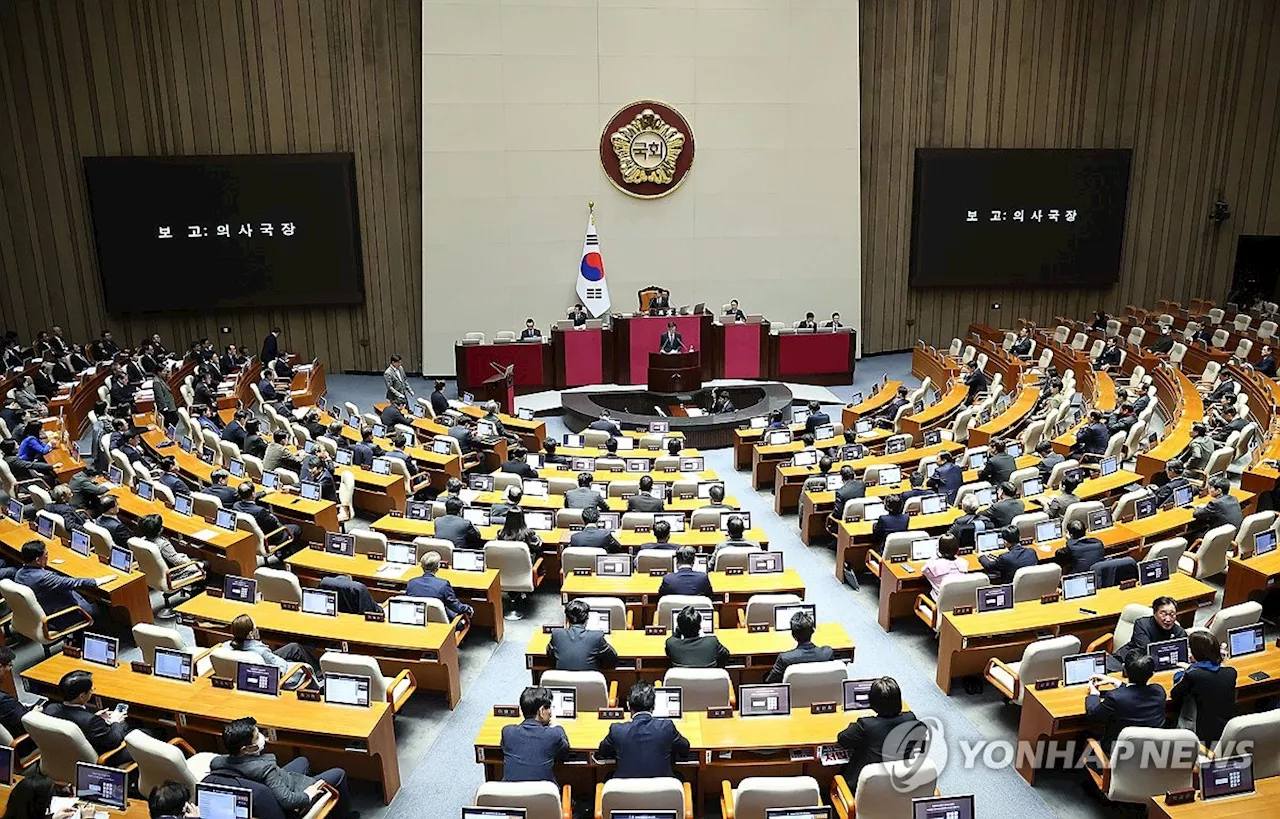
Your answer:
384,355 -> 413,403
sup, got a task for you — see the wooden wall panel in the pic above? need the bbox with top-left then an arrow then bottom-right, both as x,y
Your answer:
0,0 -> 421,373
860,0 -> 1280,354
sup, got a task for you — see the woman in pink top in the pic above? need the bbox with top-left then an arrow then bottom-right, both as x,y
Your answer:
922,534 -> 969,597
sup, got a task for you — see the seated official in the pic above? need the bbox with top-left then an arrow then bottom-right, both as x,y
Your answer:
837,677 -> 925,784
638,519 -> 676,553
349,427 -> 379,468
501,686 -> 570,783
977,525 -> 1036,584
69,465 -> 109,512
698,483 -> 733,514
1211,405 -> 1247,444
436,477 -> 465,503
709,388 -> 735,413
626,475 -> 665,513
501,445 -> 539,480
1054,520 -> 1104,575
496,508 -> 543,554
192,404 -> 221,434
1076,410 -> 1110,457
137,514 -> 204,581
658,321 -> 683,354
405,551 -> 473,626
300,409 -> 328,441
1153,459 -> 1191,506
263,430 -> 301,476
723,299 -> 745,322
434,496 -> 484,551
44,670 -> 134,757
648,289 -> 672,315
44,483 -> 87,526
587,410 -> 623,437
946,495 -> 983,552
1086,654 -> 1166,756
568,506 -> 622,554
803,401 -> 830,435
221,410 -> 249,448
978,439 -> 1016,486
927,451 -> 963,505
489,484 -> 524,525
17,421 -> 52,462
1184,422 -> 1215,472
1106,403 -> 1138,437
871,494 -> 909,546
1094,337 -> 1123,371
208,716 -> 353,819
380,397 -> 411,431
205,468 -> 239,506
1,439 -> 55,488
961,361 -> 988,406
979,481 -> 1024,528
156,457 -> 193,498
802,456 -> 835,494
824,311 -> 844,329
147,781 -> 198,819
549,599 -> 618,672
0,646 -> 34,740
665,604 -> 729,668
1107,595 -> 1186,672
227,614 -> 320,682
568,303 -> 589,327
1046,475 -> 1082,519
565,473 -> 609,511
922,534 -> 969,597
233,482 -> 302,551
875,386 -> 910,428
1010,327 -> 1033,357
1031,380 -> 1066,421
1168,630 -> 1237,744
116,428 -> 151,470
542,439 -> 570,466
765,610 -> 833,683
1256,344 -> 1277,377
1033,440 -> 1064,483
520,318 -> 543,341
1189,475 -> 1242,539
597,681 -> 690,778
899,470 -> 931,504
446,418 -> 479,455
1148,322 -> 1175,353
319,575 -> 380,615
658,546 -> 713,599
766,410 -> 786,429
796,312 -> 818,330
708,515 -> 758,570
95,495 -> 134,547
428,379 -> 450,417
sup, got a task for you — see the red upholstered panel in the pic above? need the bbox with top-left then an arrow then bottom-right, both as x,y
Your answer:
722,323 -> 762,379
626,316 -> 702,384
777,332 -> 851,376
562,328 -> 603,387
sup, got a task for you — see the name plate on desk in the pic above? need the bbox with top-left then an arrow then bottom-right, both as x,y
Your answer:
724,567 -> 745,576
957,546 -> 975,555
62,646 -> 82,659
280,601 -> 300,612
645,625 -> 667,636
649,569 -> 668,577
308,543 -> 326,551
206,586 -> 224,598
1034,678 -> 1060,691
748,623 -> 770,634
389,511 -> 403,517
211,676 -> 234,690
679,493 -> 694,500
542,624 -> 557,634
568,524 -> 584,531
889,554 -> 909,564
953,605 -> 975,616
707,706 -> 734,719
493,705 -> 520,718
598,708 -> 624,720
1164,789 -> 1196,806
1040,593 -> 1061,604
364,611 -> 385,623
366,552 -> 384,562
633,526 -> 651,534
699,524 -> 717,532
130,661 -> 153,675
572,568 -> 592,576
1119,579 -> 1138,590
296,689 -> 322,702
810,702 -> 837,714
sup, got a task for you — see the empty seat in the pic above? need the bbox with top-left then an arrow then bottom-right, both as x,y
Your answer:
474,781 -> 568,819
832,759 -> 939,819
539,670 -> 613,712
126,729 -> 216,794
985,635 -> 1081,705
720,776 -> 821,819
782,660 -> 848,707
254,566 -> 302,604
319,652 -> 416,712
1086,727 -> 1197,804
662,668 -> 733,711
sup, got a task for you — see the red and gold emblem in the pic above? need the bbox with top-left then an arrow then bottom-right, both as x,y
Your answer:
599,101 -> 695,199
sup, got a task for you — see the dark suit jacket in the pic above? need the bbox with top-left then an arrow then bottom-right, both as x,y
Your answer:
1115,616 -> 1187,667
261,333 -> 279,363
97,514 -> 134,547
804,412 -> 831,435
659,332 -> 684,354
501,719 -> 570,783
1169,665 -> 1237,743
928,463 -> 965,505
1154,476 -> 1190,507
1054,536 -> 1105,574
587,418 -> 623,437
567,525 -> 622,554
380,405 -> 410,430
501,460 -> 540,480
45,502 -> 86,526
626,494 -> 664,513
979,453 -> 1017,486
765,641 -> 835,683
1077,422 -> 1110,454
963,370 -> 989,404
597,712 -> 689,778
1035,454 -> 1064,483
981,498 -> 1025,529
43,702 -> 127,755
548,625 -> 618,671
564,488 -> 609,511
664,634 -> 729,668
0,690 -> 31,740
232,500 -> 284,539
946,514 -> 981,551
837,710 -> 923,781
834,480 -> 866,516
657,567 -> 713,599
1192,495 -> 1243,533
433,514 -> 483,551
207,484 -> 239,506
350,442 -> 374,468
871,513 -> 909,546
158,473 -> 193,498
244,434 -> 268,459
978,543 -> 1038,583
405,572 -> 473,619
1097,346 -> 1122,368
221,421 -> 247,448
1086,683 -> 1168,753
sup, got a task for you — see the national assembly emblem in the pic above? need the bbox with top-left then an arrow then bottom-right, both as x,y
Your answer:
599,101 -> 695,199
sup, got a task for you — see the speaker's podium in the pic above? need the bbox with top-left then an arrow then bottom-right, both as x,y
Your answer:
476,364 -> 515,413
648,351 -> 702,394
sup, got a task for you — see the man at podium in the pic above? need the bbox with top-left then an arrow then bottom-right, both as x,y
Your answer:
659,321 -> 684,354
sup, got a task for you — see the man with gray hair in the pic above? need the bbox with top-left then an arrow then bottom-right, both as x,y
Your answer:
405,551 -> 473,625
490,484 -> 524,525
946,493 -> 983,551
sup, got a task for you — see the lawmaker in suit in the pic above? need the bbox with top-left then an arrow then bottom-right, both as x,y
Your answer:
796,312 -> 818,330
648,289 -> 672,315
1033,440 -> 1064,483
1153,460 -> 1191,506
500,446 -> 540,480
150,369 -> 179,426
927,451 -> 964,506
665,604 -> 728,668
1167,631 -> 1237,744
587,411 -> 623,437
1010,327 -> 1033,357
723,299 -> 745,323
1076,410 -> 1110,456
0,647 -> 33,740
221,410 -> 249,449
208,716 -> 353,819
597,681 -> 690,778
1108,595 -> 1186,672
156,457 -> 193,498
658,546 -> 713,599
95,495 -> 135,548
43,670 -> 134,758
233,482 -> 302,552
1054,520 -> 1105,575
979,482 -> 1024,529
833,466 -> 867,517
1085,654 -> 1167,756
568,506 -> 622,554
565,473 -> 610,511
978,525 -> 1037,584
870,493 -> 909,546
836,677 -> 925,784
549,600 -> 618,671
708,516 -> 759,570
501,686 -> 570,783
765,610 -> 834,683
803,401 -> 830,435
434,496 -> 483,551
824,311 -> 843,329
626,476 -> 664,513
261,328 -> 281,363
659,322 -> 684,354
520,319 -> 543,341
568,303 -> 589,327
430,380 -> 450,416
405,551 -> 473,625
946,495 -> 984,552
961,361 -> 988,406
14,540 -> 105,620
977,439 -> 1016,486
1189,475 -> 1242,539
383,354 -> 413,403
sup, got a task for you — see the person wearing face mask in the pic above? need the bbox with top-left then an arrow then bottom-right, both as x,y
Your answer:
207,716 -> 355,819
227,614 -> 320,686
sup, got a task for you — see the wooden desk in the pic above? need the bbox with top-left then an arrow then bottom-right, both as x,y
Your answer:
1122,489 -> 1256,544
22,653 -> 400,801
535,464 -> 719,485
1148,774 -> 1280,818
1225,550 -> 1280,608
285,547 -> 505,641
313,409 -> 464,493
1053,371 -> 1117,454
175,593 -> 461,707
1138,366 -> 1203,480
899,384 -> 967,439
1017,645 -> 1280,784
0,784 -> 149,819
109,487 -> 261,577
559,569 -> 805,626
468,489 -> 740,517
839,380 -> 904,435
752,433 -> 850,491
775,441 -> 965,517
0,518 -> 153,626
967,385 -> 1040,447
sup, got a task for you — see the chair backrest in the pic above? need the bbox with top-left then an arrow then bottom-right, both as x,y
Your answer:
319,652 -> 392,702
209,644 -> 270,678
0,579 -> 49,644
952,481 -> 991,510
133,623 -> 188,666
1208,307 -> 1225,323
1053,326 -> 1070,344
928,574 -> 990,632
1010,511 -> 1049,543
582,429 -> 610,448
1235,511 -> 1276,556
634,549 -> 676,574
129,537 -> 173,592
731,776 -> 822,819
474,781 -> 562,819
599,778 -> 685,818
1113,603 -> 1153,648
662,667 -> 733,711
880,531 -> 928,561
1062,501 -> 1103,532
1047,459 -> 1080,490
494,331 -> 517,343
1259,319 -> 1277,339
608,480 -> 639,498
191,491 -> 222,521
1169,342 -> 1187,366
254,566 -> 302,604
1212,328 -> 1230,348
1203,601 -> 1263,643
656,595 -> 713,628
1142,537 -> 1186,566
554,508 -> 585,528
126,728 -> 200,794
1105,727 -> 1197,803
485,541 -> 536,593
575,596 -> 628,630
1235,314 -> 1252,332
352,529 -> 388,556
539,670 -> 609,712
21,711 -> 97,782
621,512 -> 655,530
1105,319 -> 1121,337
561,546 -> 606,574
1011,563 -> 1062,603
1019,420 -> 1046,452
390,595 -> 450,626
1014,635 -> 1081,704
413,537 -> 453,566
782,660 -> 848,707
1215,711 -> 1280,778
1126,326 -> 1145,346
852,760 -> 940,819
1181,523 -> 1233,578
742,594 -> 803,626
713,546 -> 763,571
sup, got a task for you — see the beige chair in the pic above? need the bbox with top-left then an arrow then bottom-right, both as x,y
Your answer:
1112,489 -> 1150,522
575,596 -> 629,630
387,595 -> 453,627
1010,511 -> 1049,543
22,710 -> 134,784
540,670 -> 614,711
1178,523 -> 1233,578
129,536 -> 204,617
254,566 -> 302,604
0,578 -> 91,656
352,529 -> 388,556
1047,459 -> 1080,490
336,470 -> 356,531
1142,537 -> 1187,566
867,531 -> 929,578
621,512 -> 655,531
984,635 -> 1080,705
782,660 -> 848,707
720,776 -> 821,819
952,481 -> 991,509
485,540 -> 544,619
634,549 -> 676,574
1087,727 -> 1197,804
235,509 -> 294,561
475,781 -> 570,819
191,491 -> 223,522
1061,501 -> 1102,531
741,594 -> 802,627
1212,711 -> 1280,777
583,429 -> 611,448
1234,512 -> 1276,556
555,508 -> 585,529
608,480 -> 640,499
595,778 -> 691,819
832,759 -> 940,819
208,644 -> 310,689
1087,603 -> 1152,654
319,652 -> 416,713
81,520 -> 116,560
562,547 -> 606,576
916,573 -> 988,633
662,668 -> 734,711
1011,564 -> 1062,603
413,536 -> 454,566
1201,601 -> 1263,643
132,623 -> 210,673
656,595 -> 713,629
125,730 -> 215,794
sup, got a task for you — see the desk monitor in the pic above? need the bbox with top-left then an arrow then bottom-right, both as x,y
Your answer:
228,458 -> 246,478
765,809 -> 832,819
109,546 -> 132,573
1034,520 -> 1062,544
749,416 -> 768,430
740,683 -> 791,717
36,514 -> 54,539
584,608 -> 612,633
432,439 -> 453,456
697,481 -> 724,499
385,541 -> 417,566
523,453 -> 545,469
300,481 -> 322,501
372,423 -> 387,439
923,429 -> 942,446
1253,530 -> 1277,557
653,686 -> 683,719
774,603 -> 817,631
792,450 -> 819,468
596,555 -> 632,577
387,598 -> 428,626
649,420 -> 670,433
748,551 -> 784,574
406,500 -> 432,520
371,457 -> 391,476
814,424 -> 835,441
852,420 -> 873,436
792,409 -> 810,425
215,508 -> 237,531
843,678 -> 874,711
154,646 -> 194,682
824,474 -> 843,491
452,549 -> 486,572
462,507 -> 490,527
1061,651 -> 1107,686
0,745 -> 11,787
224,575 -> 257,603
520,479 -> 549,501
469,474 -> 495,492
1148,637 -> 1190,671
679,457 -> 704,472
911,795 -> 975,819
174,493 -> 194,516
1099,456 -> 1119,477
1201,754 -> 1255,801
236,662 -> 280,696
967,451 -> 988,471
1063,468 -> 1084,486
910,537 -> 940,562
1139,556 -> 1170,584
694,608 -> 715,635
859,501 -> 886,522
571,457 -> 596,472
842,444 -> 867,462
547,687 -> 577,719
461,810 -> 527,819
625,457 -> 649,474
324,672 -> 371,707
976,584 -> 1014,613
301,588 -> 338,616
334,449 -> 353,466
1006,442 -> 1023,458
972,487 -> 994,506
345,417 -> 359,430
197,783 -> 253,819
1061,572 -> 1097,601
1134,496 -> 1157,520
525,510 -> 554,531
614,437 -> 635,452
975,530 -> 1001,554
76,762 -> 129,811
325,532 -> 355,557
1087,508 -> 1114,532
82,633 -> 119,667
1019,478 -> 1043,498
1227,623 -> 1266,659
720,511 -> 752,531
767,430 -> 792,446
877,465 -> 903,485
655,512 -> 686,533
920,495 -> 947,515
108,465 -> 125,485
179,436 -> 193,453
1172,484 -> 1195,507
461,392 -> 475,404
303,440 -> 315,454
590,482 -> 609,495
885,437 -> 908,455
476,421 -> 497,439
598,512 -> 621,531
137,480 -> 156,502
562,434 -> 585,448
